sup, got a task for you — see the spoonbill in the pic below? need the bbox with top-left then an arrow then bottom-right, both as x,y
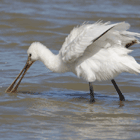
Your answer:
5,21 -> 140,102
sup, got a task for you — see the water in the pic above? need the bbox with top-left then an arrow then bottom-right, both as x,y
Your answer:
0,0 -> 140,139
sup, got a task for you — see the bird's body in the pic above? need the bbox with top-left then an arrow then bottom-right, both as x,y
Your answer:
6,21 -> 140,102
28,22 -> 140,82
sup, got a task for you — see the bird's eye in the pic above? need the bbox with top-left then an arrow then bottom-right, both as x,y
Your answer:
29,54 -> 32,57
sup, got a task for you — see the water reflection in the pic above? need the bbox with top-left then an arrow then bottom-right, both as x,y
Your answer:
21,94 -> 139,139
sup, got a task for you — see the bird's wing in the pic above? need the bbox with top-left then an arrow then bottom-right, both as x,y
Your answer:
59,22 -> 130,63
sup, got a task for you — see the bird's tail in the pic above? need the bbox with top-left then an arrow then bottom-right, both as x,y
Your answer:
121,30 -> 140,48
121,30 -> 140,73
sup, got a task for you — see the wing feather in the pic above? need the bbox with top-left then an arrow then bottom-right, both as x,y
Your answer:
59,22 -> 128,63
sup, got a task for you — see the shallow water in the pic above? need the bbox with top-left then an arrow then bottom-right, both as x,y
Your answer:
0,0 -> 140,139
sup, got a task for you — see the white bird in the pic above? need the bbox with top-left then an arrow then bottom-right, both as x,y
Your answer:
6,21 -> 140,102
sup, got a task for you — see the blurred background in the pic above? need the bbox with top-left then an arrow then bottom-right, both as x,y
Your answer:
0,0 -> 140,139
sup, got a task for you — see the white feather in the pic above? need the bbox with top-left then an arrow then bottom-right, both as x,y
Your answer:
59,21 -> 140,82
28,21 -> 140,82
60,22 -> 116,63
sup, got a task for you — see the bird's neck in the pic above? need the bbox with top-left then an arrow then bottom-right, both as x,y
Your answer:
39,47 -> 68,73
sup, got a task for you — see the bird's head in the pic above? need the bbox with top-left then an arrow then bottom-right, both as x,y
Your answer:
5,42 -> 45,93
27,42 -> 44,61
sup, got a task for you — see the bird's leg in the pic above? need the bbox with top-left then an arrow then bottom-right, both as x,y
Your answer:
89,82 -> 95,102
111,79 -> 125,101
